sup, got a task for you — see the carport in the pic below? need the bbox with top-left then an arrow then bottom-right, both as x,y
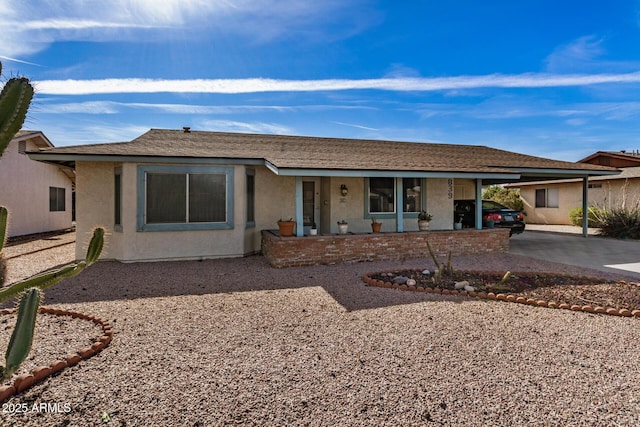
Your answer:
479,165 -> 620,237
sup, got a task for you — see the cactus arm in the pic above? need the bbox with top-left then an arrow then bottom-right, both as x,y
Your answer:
0,206 -> 7,253
0,227 -> 103,304
1,288 -> 41,380
85,227 -> 105,265
0,77 -> 34,155
0,263 -> 85,304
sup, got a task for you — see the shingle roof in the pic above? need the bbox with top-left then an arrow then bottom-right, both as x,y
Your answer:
13,130 -> 53,148
31,128 -> 617,178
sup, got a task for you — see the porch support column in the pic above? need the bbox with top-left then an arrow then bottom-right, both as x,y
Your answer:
396,177 -> 404,232
295,176 -> 304,237
475,179 -> 483,230
582,176 -> 589,238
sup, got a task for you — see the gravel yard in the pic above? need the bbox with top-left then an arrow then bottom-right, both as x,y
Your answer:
2,233 -> 640,426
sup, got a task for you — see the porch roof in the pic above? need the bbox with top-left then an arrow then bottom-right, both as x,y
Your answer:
28,128 -> 619,183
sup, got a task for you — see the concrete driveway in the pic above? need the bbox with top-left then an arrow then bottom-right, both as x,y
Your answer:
510,229 -> 640,279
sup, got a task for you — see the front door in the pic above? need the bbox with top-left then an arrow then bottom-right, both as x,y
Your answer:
303,179 -> 321,233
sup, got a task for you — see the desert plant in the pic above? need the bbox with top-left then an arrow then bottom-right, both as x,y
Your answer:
0,217 -> 105,381
568,207 -> 603,228
426,240 -> 454,282
597,206 -> 640,239
0,62 -> 34,154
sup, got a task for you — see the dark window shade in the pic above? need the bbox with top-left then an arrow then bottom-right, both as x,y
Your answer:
146,174 -> 186,223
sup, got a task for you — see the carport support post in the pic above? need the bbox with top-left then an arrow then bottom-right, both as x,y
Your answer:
582,176 -> 589,238
295,176 -> 304,237
475,178 -> 483,230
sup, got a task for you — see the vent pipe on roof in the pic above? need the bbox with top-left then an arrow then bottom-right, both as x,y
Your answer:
183,126 -> 191,133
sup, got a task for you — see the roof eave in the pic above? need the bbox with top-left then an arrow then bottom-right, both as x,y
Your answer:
502,166 -> 620,178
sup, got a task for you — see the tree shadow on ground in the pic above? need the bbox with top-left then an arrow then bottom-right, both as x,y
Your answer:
31,255 -> 474,312
23,252 -> 635,312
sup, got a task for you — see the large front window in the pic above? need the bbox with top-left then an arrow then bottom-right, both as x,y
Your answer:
137,166 -> 233,231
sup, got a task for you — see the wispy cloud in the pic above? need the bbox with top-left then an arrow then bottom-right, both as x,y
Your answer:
0,0 -> 373,56
331,121 -> 379,131
199,120 -> 292,135
36,100 -> 375,115
546,35 -> 640,73
35,72 -> 640,95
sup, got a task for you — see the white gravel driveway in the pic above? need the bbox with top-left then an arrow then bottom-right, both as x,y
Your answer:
2,234 -> 640,426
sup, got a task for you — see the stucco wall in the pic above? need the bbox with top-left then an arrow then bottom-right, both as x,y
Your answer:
76,162 -> 261,261
0,139 -> 72,237
248,166 -> 295,253
454,179 -> 476,200
427,178 -> 454,230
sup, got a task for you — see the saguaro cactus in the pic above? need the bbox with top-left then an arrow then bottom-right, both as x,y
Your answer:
0,62 -> 34,154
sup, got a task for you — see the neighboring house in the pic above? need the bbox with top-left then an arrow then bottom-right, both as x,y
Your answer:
508,151 -> 640,225
28,128 -> 617,262
0,131 -> 74,237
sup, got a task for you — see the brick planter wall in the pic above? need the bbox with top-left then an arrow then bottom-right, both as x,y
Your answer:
261,229 -> 510,268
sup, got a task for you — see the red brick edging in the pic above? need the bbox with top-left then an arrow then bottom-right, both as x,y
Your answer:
0,306 -> 113,403
362,271 -> 640,318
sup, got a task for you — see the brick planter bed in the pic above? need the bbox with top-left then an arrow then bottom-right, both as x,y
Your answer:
0,307 -> 113,403
362,271 -> 640,318
261,228 -> 510,268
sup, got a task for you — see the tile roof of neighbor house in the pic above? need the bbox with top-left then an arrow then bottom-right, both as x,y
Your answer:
579,150 -> 640,164
29,128 -> 618,178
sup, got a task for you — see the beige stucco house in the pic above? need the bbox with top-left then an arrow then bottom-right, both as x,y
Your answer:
508,151 -> 639,225
0,131 -> 74,237
28,129 -> 617,262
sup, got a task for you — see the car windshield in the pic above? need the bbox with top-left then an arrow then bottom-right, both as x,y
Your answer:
482,200 -> 509,210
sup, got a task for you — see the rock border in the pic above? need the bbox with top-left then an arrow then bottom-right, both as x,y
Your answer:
0,306 -> 112,403
363,271 -> 640,318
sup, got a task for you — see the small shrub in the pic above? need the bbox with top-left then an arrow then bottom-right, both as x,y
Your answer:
598,207 -> 640,239
568,207 -> 603,227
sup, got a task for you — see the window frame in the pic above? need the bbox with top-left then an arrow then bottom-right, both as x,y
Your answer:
535,187 -> 559,208
364,177 -> 425,219
49,187 -> 66,212
136,165 -> 234,232
246,168 -> 255,228
114,167 -> 123,232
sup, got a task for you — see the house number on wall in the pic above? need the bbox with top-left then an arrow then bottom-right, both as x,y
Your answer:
447,179 -> 454,199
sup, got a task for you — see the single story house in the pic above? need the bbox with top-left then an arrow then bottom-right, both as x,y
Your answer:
28,128 -> 618,263
507,151 -> 640,225
0,131 -> 74,237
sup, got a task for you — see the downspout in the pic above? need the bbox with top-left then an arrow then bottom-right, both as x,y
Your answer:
582,176 -> 588,238
475,178 -> 483,230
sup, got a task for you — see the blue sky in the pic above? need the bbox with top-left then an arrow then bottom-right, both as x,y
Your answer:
1,0 -> 640,161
